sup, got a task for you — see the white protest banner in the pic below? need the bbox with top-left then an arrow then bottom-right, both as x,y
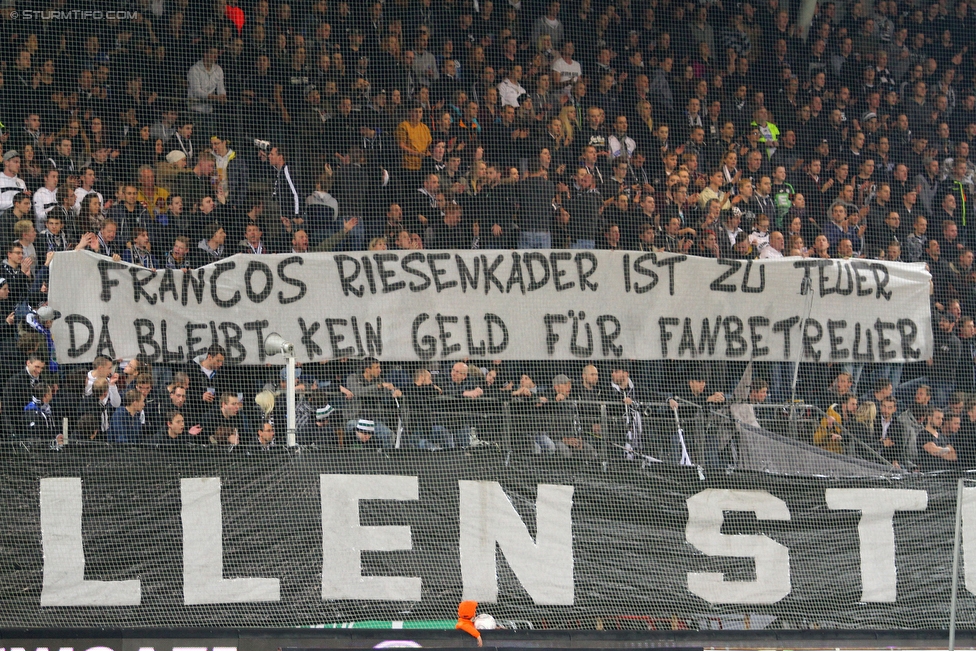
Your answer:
48,250 -> 932,365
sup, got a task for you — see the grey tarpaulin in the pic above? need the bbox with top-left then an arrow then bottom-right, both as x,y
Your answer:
733,422 -> 896,478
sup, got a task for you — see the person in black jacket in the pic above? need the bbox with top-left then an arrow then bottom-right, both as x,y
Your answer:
667,365 -> 727,465
930,314 -> 962,407
516,160 -> 556,248
204,392 -> 252,442
958,398 -> 976,469
428,201 -> 472,249
23,381 -> 57,438
957,316 -> 976,395
343,356 -> 400,448
566,170 -> 604,248
185,344 -> 227,427
77,376 -> 114,439
1,242 -> 34,307
402,367 -> 446,449
3,354 -> 45,435
540,373 -> 597,458
872,396 -> 905,467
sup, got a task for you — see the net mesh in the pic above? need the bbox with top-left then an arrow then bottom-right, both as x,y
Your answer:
0,0 -> 970,633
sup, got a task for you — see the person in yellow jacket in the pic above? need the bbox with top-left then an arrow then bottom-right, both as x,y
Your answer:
751,108 -> 780,159
395,103 -> 432,172
814,394 -> 859,454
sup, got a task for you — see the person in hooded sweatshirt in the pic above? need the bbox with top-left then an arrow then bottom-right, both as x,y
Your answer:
456,600 -> 483,647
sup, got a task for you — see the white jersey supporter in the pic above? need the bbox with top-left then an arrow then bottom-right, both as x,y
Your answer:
33,185 -> 59,229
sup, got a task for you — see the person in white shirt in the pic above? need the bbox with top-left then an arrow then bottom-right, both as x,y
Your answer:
187,47 -> 227,115
85,356 -> 123,408
748,213 -> 771,253
73,167 -> 103,216
0,151 -> 28,213
32,166 -> 59,230
497,65 -> 527,108
759,231 -> 786,258
607,115 -> 636,159
551,41 -> 582,95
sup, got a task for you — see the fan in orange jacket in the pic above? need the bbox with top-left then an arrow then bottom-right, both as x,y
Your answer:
456,600 -> 483,646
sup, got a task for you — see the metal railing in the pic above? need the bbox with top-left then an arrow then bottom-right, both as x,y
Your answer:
15,392 -> 901,472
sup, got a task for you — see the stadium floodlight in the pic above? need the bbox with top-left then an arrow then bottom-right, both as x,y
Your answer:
263,332 -> 297,447
263,332 -> 294,357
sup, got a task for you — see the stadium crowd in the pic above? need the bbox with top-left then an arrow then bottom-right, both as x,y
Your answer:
3,0 -> 976,469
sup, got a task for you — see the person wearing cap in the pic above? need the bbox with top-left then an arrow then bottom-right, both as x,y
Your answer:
25,304 -> 59,370
341,357 -> 397,448
456,600 -> 483,647
667,366 -> 727,463
158,150 -> 188,192
165,150 -> 187,167
0,150 -> 28,213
